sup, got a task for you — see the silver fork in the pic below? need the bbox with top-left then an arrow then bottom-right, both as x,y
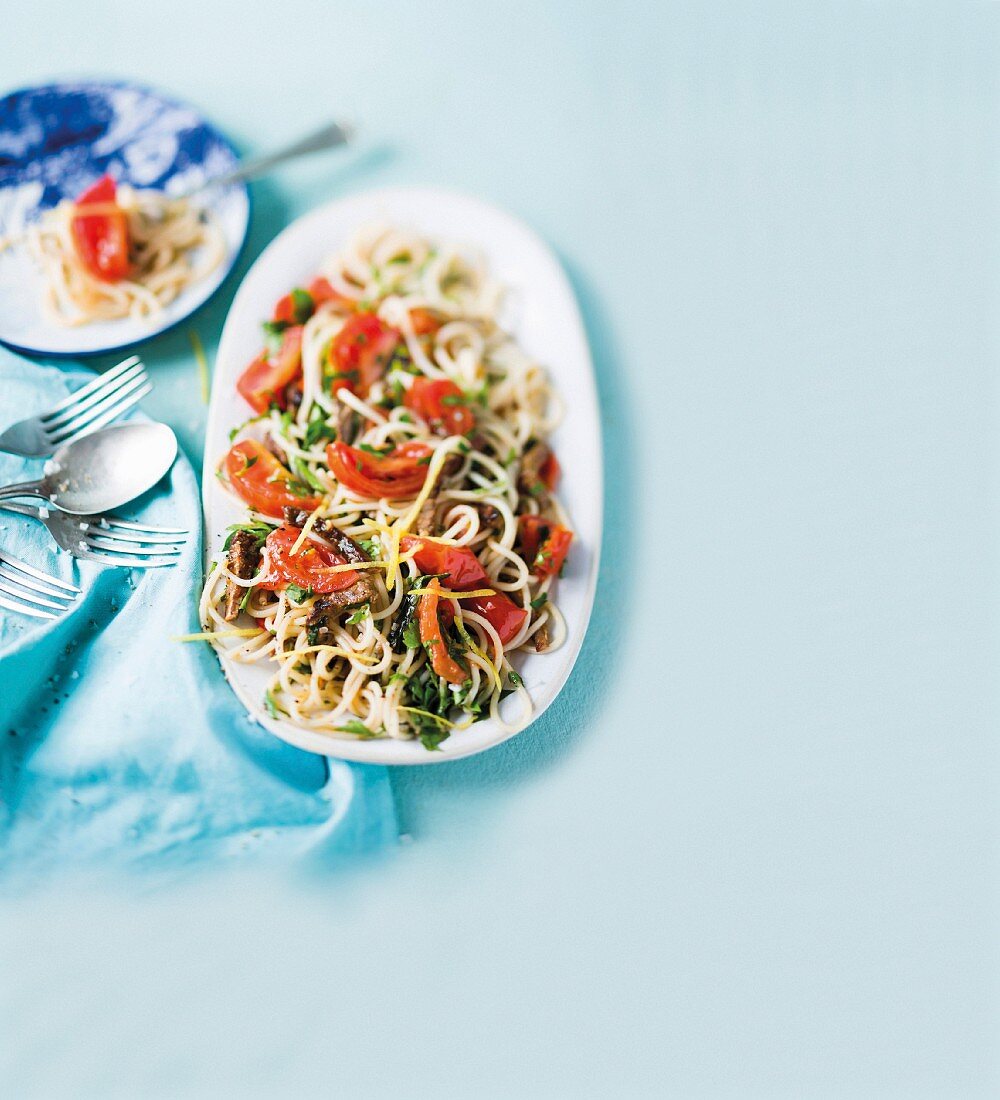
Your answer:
0,501 -> 187,568
0,547 -> 80,619
0,356 -> 152,458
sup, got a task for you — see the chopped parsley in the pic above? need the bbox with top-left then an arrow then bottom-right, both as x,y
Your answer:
303,403 -> 337,447
402,620 -> 421,649
508,670 -> 523,688
346,604 -> 369,625
285,583 -> 313,604
263,689 -> 286,719
261,319 -> 288,355
289,287 -> 314,324
286,478 -> 314,498
291,455 -> 327,493
336,719 -> 379,739
222,520 -> 276,552
530,593 -> 548,609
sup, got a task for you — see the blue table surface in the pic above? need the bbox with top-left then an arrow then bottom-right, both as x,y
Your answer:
2,3 -> 998,1096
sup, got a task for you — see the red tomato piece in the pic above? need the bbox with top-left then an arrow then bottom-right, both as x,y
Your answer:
309,276 -> 357,310
403,377 -> 474,436
70,175 -> 131,282
518,515 -> 573,578
400,537 -> 491,589
236,325 -> 303,414
273,289 -> 315,326
400,538 -> 526,645
409,307 -> 442,337
417,578 -> 467,685
257,526 -> 361,593
326,441 -> 432,499
539,451 -> 561,491
459,592 -> 528,647
224,440 -> 320,517
326,313 -> 401,397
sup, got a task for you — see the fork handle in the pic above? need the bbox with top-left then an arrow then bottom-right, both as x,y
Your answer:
179,121 -> 352,197
0,480 -> 46,504
0,500 -> 42,519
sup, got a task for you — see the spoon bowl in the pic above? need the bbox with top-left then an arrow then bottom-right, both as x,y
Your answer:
0,422 -> 178,515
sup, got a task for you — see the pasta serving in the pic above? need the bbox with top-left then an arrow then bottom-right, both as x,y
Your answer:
200,224 -> 574,750
4,174 -> 224,326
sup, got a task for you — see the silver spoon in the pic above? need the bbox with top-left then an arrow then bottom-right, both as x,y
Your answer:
173,121 -> 353,200
0,422 -> 178,515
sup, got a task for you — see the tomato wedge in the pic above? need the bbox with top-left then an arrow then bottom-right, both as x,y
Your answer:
518,515 -> 573,578
401,537 -> 527,645
418,578 -> 467,685
236,325 -> 303,414
327,441 -> 431,499
401,537 -> 490,589
409,307 -> 442,337
309,276 -> 357,311
539,450 -> 561,491
224,440 -> 320,517
273,288 -> 314,326
257,526 -> 361,593
404,377 -> 474,436
459,592 -> 527,647
70,175 -> 131,282
325,313 -> 401,397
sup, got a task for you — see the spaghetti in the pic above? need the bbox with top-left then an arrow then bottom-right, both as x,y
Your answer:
201,224 -> 574,750
5,175 -> 224,327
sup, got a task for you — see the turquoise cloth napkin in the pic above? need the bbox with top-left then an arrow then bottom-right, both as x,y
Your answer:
0,350 -> 398,880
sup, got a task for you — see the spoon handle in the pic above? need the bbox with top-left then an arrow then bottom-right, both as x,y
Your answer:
181,121 -> 353,198
0,480 -> 46,503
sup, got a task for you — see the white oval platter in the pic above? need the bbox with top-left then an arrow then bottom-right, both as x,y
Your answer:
203,186 -> 602,764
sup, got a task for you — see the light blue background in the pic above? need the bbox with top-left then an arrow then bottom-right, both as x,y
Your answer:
2,2 -> 997,1096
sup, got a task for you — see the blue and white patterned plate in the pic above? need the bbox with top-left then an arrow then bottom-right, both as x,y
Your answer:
0,80 -> 249,357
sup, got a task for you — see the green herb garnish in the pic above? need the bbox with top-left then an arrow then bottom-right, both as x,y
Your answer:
264,689 -> 287,719
222,520 -> 276,552
289,287 -> 314,324
336,719 -> 379,739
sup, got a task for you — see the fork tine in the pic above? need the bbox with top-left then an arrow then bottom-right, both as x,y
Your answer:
87,523 -> 188,546
0,550 -> 81,593
97,518 -> 189,535
86,534 -> 183,557
0,559 -> 79,599
0,575 -> 75,611
74,547 -> 180,569
0,592 -> 59,620
40,356 -> 142,421
43,361 -> 146,431
47,376 -> 151,445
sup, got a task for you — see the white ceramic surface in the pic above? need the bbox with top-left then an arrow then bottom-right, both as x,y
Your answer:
202,187 -> 602,764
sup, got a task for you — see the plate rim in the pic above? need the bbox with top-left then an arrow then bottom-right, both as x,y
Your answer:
0,77 -> 250,359
202,184 -> 603,765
